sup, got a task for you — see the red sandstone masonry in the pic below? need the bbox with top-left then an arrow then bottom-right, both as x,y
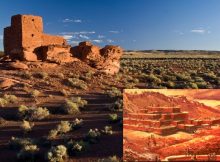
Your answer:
4,14 -> 66,61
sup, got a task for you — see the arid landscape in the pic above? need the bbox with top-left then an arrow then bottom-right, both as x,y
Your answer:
123,89 -> 220,161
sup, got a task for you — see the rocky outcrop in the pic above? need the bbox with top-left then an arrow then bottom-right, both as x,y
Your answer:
70,42 -> 123,74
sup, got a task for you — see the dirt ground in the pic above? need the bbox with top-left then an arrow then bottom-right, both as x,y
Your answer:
0,60 -> 123,161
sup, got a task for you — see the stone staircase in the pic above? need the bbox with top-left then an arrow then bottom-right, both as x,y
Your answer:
123,106 -> 209,135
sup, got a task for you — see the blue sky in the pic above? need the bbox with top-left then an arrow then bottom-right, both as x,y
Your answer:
1,0 -> 220,50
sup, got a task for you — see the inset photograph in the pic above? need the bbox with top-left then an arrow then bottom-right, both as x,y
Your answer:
123,89 -> 220,161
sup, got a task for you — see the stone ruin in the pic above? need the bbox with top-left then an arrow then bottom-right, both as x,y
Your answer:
3,14 -> 123,74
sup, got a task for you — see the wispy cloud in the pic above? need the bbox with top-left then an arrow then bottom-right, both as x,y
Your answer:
71,41 -> 80,45
109,30 -> 119,34
60,31 -> 95,35
62,35 -> 73,40
190,28 -> 211,34
98,35 -> 105,39
174,30 -> 184,35
107,39 -> 114,43
62,18 -> 82,23
79,34 -> 90,39
92,39 -> 103,43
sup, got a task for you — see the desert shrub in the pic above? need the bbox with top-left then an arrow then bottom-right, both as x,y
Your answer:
98,155 -> 120,162
71,97 -> 88,108
189,82 -> 198,89
18,105 -> 50,121
47,129 -> 59,140
109,99 -> 122,112
67,140 -> 89,155
109,114 -> 119,123
85,129 -> 101,144
162,81 -> 175,88
9,137 -> 34,150
0,98 -> 8,107
65,78 -> 88,90
106,87 -> 122,98
30,90 -> 41,98
19,71 -> 32,79
48,121 -> 72,139
196,81 -> 208,88
145,74 -> 162,84
175,74 -> 192,81
56,121 -> 72,134
17,144 -> 39,161
62,99 -> 80,115
71,118 -> 83,130
101,126 -> 113,135
46,145 -> 68,162
0,117 -> 7,126
34,72 -> 48,79
3,94 -> 18,103
21,120 -> 34,133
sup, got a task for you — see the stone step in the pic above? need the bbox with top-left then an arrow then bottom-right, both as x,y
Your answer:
123,118 -> 179,127
123,124 -> 178,135
177,124 -> 197,133
125,112 -> 189,121
139,107 -> 181,114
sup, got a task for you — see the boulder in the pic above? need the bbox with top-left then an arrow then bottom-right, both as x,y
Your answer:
8,61 -> 29,70
0,78 -> 15,90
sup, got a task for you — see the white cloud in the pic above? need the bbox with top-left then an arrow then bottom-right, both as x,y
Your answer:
62,35 -> 73,40
107,39 -> 114,43
191,29 -> 206,34
79,34 -> 90,39
98,35 -> 105,39
73,19 -> 82,23
92,39 -> 103,43
190,28 -> 211,34
71,41 -> 80,45
109,30 -> 119,34
62,18 -> 82,23
60,31 -> 95,35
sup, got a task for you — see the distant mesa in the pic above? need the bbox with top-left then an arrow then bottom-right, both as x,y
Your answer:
3,14 -> 123,74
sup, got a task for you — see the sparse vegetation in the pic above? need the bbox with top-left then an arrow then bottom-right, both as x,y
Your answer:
109,114 -> 119,123
71,118 -> 83,130
9,137 -> 34,150
65,78 -> 88,90
30,90 -> 41,98
98,155 -> 120,162
46,145 -> 68,162
17,144 -> 39,161
101,126 -> 113,135
67,140 -> 89,155
85,129 -> 101,144
18,105 -> 50,121
21,120 -> 34,133
62,99 -> 80,115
